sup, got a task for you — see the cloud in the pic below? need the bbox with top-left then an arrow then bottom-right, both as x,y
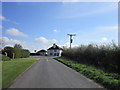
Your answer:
0,15 -> 19,24
6,28 -> 28,37
0,37 -> 35,52
53,29 -> 59,32
61,42 -> 79,48
96,26 -> 118,31
0,16 -> 5,20
0,37 -> 25,48
0,36 -> 54,53
72,25 -> 118,45
0,25 -> 2,29
100,37 -> 108,42
0,36 -> 43,53
35,37 -> 57,44
59,2 -> 117,18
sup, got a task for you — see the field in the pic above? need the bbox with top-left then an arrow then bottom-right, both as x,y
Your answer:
2,57 -> 39,88
54,58 -> 120,90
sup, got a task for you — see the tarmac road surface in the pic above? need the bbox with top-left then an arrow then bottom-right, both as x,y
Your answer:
9,56 -> 103,88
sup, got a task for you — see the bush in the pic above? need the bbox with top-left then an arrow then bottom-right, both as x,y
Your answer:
2,54 -> 10,61
2,44 -> 30,59
62,44 -> 119,73
2,46 -> 14,58
55,58 -> 120,90
21,49 -> 30,58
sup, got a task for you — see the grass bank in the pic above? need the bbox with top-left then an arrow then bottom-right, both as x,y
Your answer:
54,58 -> 120,90
2,57 -> 39,88
0,61 -> 2,89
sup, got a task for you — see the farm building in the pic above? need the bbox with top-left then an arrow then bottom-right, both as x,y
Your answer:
36,49 -> 47,56
47,44 -> 62,56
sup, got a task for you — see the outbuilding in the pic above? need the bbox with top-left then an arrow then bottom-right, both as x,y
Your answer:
37,49 -> 47,56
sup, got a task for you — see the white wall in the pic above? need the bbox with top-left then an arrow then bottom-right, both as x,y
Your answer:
47,49 -> 62,56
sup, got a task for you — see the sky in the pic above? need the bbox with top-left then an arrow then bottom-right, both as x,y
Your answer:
0,2 -> 118,52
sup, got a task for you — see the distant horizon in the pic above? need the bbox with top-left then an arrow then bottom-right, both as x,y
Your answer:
1,2 -> 118,52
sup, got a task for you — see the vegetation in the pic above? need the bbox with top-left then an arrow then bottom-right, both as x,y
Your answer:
0,61 -> 2,89
2,46 -> 14,58
2,57 -> 39,88
54,58 -> 120,90
1,54 -> 10,61
30,53 -> 41,56
2,44 -> 30,59
62,44 -> 119,73
29,56 -> 40,59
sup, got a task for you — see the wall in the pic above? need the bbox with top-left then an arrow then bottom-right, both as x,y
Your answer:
47,49 -> 62,56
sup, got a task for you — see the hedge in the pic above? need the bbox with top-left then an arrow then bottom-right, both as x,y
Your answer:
2,45 -> 30,59
54,58 -> 120,90
62,44 -> 119,73
1,54 -> 11,61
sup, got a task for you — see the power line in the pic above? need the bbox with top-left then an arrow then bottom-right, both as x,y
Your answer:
67,34 -> 76,49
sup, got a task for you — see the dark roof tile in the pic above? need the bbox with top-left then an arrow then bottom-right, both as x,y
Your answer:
47,44 -> 62,50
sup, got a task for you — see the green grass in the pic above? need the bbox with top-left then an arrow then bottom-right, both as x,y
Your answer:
0,61 -> 2,89
2,57 -> 39,88
54,58 -> 120,90
29,56 -> 40,58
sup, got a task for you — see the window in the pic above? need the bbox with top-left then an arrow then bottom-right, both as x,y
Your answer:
54,50 -> 57,52
54,53 -> 56,56
50,53 -> 52,56
57,53 -> 59,56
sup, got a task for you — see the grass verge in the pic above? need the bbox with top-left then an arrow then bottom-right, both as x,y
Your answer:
2,57 -> 39,88
0,61 -> 2,89
54,57 -> 120,90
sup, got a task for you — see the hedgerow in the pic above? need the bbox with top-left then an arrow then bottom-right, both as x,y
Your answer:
2,44 -> 30,59
62,44 -> 119,73
54,58 -> 120,90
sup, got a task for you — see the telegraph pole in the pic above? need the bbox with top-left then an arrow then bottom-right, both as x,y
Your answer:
67,34 -> 76,49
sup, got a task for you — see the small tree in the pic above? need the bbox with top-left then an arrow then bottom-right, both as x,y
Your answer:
13,44 -> 22,58
14,44 -> 22,49
2,46 -> 14,58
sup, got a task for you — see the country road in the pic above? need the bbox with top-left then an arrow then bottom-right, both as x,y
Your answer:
9,56 -> 103,88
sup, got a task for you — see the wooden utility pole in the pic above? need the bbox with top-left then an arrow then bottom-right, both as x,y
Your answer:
67,34 -> 76,49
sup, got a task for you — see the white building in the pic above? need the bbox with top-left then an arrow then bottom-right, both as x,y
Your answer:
47,44 -> 62,56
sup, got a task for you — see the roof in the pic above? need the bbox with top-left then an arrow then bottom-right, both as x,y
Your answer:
38,49 -> 47,52
47,44 -> 62,50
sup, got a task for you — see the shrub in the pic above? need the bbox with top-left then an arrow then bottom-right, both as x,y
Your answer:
2,44 -> 30,59
21,49 -> 30,58
55,58 -> 120,90
62,44 -> 119,73
2,54 -> 10,61
2,46 -> 14,58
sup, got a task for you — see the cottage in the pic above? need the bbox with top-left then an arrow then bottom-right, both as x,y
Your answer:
47,44 -> 62,56
37,49 -> 47,56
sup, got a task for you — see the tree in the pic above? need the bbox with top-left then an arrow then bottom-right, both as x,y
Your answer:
14,44 -> 22,49
2,46 -> 14,58
21,49 -> 30,58
2,44 -> 30,59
